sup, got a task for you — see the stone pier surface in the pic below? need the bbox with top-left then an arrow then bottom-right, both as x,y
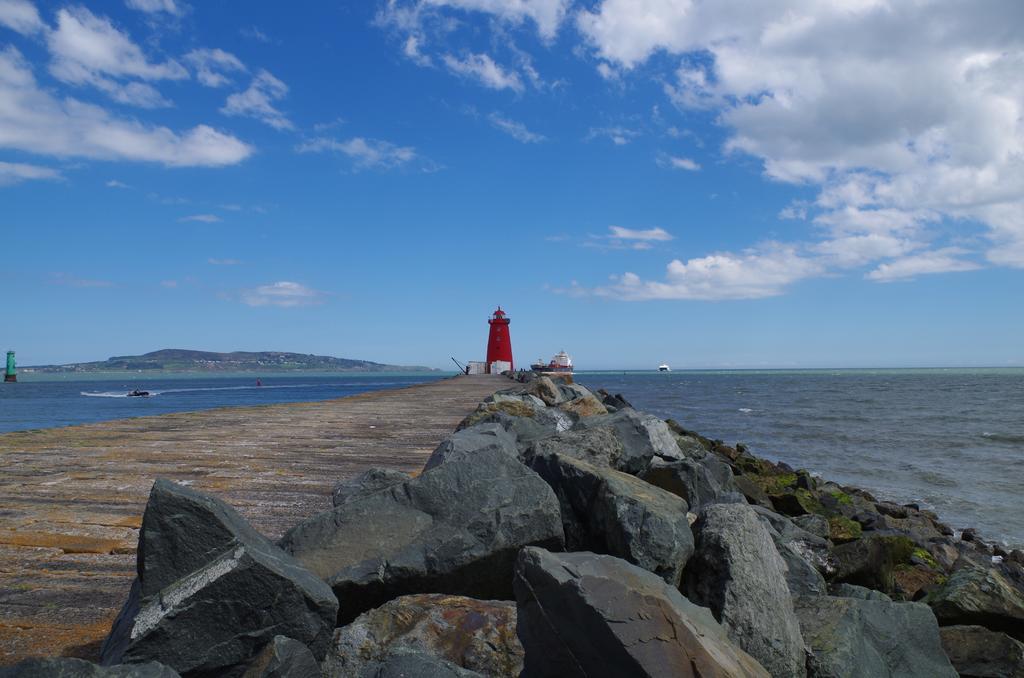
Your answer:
0,374 -> 506,665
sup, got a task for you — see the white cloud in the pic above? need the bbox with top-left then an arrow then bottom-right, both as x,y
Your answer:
221,70 -> 293,130
608,226 -> 672,242
576,0 -> 1024,280
488,113 -> 545,143
0,160 -> 60,185
51,272 -> 113,288
297,136 -> 419,170
866,248 -> 981,282
105,179 -> 130,188
241,281 -> 325,308
586,225 -> 674,251
424,0 -> 569,40
586,126 -> 639,146
208,257 -> 240,265
0,0 -> 44,35
813,233 -> 920,268
47,7 -> 188,107
179,214 -> 221,223
184,48 -> 246,88
402,34 -> 432,66
657,154 -> 700,171
240,26 -> 270,43
594,244 -> 825,300
0,47 -> 252,166
442,53 -> 523,92
125,0 -> 182,15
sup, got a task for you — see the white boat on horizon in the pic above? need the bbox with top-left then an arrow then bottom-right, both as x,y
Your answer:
658,364 -> 671,372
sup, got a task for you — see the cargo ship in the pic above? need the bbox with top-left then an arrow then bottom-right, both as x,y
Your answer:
531,350 -> 573,373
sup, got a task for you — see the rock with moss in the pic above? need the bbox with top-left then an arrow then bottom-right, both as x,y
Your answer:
324,594 -> 522,678
828,533 -> 916,596
793,595 -> 956,677
734,474 -> 774,509
828,515 -> 863,543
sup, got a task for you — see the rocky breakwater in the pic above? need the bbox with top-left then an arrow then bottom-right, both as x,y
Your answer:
3,372 -> 1023,677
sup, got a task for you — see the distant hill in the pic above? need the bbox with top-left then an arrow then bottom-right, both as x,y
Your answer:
27,349 -> 438,373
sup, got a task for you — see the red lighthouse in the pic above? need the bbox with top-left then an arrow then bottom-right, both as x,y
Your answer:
486,307 -> 513,372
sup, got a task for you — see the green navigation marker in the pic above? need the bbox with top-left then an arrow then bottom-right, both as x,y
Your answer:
4,351 -> 15,383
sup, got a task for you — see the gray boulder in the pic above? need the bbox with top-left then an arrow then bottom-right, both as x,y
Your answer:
424,422 -> 520,470
684,504 -> 806,677
241,637 -> 319,678
939,625 -> 1024,678
752,506 -> 832,596
100,480 -> 338,678
514,547 -> 769,677
831,583 -> 892,602
356,648 -> 485,678
640,456 -> 745,510
793,514 -> 831,541
324,593 -> 521,677
928,565 -> 1024,640
527,427 -> 625,469
573,409 -> 684,475
794,595 -> 956,677
0,659 -> 179,678
279,447 -> 564,624
528,452 -> 693,585
332,468 -> 410,507
458,404 -> 573,448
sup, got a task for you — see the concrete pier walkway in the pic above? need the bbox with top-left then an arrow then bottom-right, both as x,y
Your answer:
0,374 -> 506,664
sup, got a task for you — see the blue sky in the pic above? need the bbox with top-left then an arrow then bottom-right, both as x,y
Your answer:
1,0 -> 1022,369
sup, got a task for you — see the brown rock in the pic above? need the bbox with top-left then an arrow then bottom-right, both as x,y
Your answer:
557,394 -> 608,418
939,625 -> 1024,678
324,594 -> 522,678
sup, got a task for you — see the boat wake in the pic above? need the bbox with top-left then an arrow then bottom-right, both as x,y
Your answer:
80,381 -> 406,398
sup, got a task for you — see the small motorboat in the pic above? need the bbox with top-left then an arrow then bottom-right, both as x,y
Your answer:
127,389 -> 150,397
658,364 -> 671,372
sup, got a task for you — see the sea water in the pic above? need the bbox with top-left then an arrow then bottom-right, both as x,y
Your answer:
0,372 -> 446,432
2,368 -> 1022,548
578,368 -> 1024,549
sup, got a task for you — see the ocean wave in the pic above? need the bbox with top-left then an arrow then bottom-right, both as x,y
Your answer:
981,432 -> 1024,445
738,408 -> 754,413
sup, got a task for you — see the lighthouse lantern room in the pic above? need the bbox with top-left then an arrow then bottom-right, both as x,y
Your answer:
485,307 -> 513,373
